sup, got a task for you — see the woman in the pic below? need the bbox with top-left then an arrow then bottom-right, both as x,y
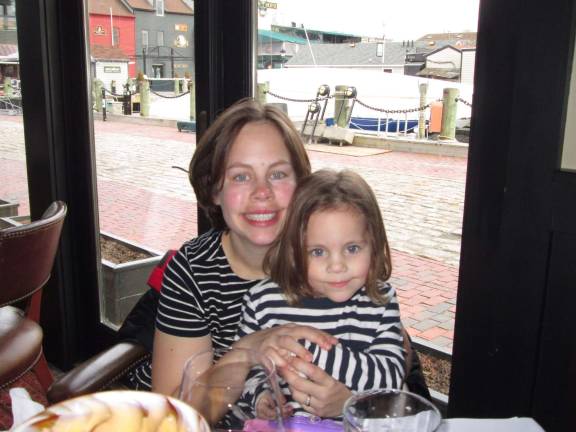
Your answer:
147,98 -> 352,417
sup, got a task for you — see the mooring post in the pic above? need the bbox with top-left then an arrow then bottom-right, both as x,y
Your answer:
257,82 -> 269,105
93,79 -> 103,112
418,82 -> 428,139
140,79 -> 150,117
334,85 -> 352,128
188,80 -> 196,121
3,77 -> 13,97
174,77 -> 180,96
439,87 -> 460,141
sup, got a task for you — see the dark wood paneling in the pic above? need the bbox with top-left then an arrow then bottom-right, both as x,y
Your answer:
449,0 -> 576,427
16,0 -> 105,368
532,232 -> 576,431
194,0 -> 254,233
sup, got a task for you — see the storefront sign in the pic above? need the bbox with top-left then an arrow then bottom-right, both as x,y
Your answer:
175,24 -> 188,32
104,66 -> 121,73
94,25 -> 106,35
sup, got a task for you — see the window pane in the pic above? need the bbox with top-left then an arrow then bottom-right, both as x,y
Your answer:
0,0 -> 29,228
561,40 -> 576,171
87,0 -> 195,328
256,0 -> 479,398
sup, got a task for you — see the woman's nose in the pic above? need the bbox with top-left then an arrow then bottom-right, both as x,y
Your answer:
252,178 -> 272,200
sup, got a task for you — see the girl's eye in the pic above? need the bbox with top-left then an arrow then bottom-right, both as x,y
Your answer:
270,170 -> 287,180
309,248 -> 325,257
232,173 -> 249,182
346,244 -> 361,254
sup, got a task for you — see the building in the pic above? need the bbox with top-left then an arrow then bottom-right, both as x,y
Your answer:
124,0 -> 194,79
90,45 -> 130,91
417,45 -> 462,81
284,41 -> 408,73
87,0 -> 136,78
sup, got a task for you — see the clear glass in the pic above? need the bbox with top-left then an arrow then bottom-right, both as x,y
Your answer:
179,347 -> 284,432
0,0 -> 29,226
343,389 -> 441,432
85,0 -> 196,329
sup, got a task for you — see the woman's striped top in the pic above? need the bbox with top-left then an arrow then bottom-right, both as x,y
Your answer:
128,229 -> 262,390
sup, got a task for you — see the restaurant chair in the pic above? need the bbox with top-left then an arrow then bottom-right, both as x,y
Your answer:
0,201 -> 67,393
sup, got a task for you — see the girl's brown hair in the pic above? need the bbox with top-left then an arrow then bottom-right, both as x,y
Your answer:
265,169 -> 392,305
189,98 -> 311,230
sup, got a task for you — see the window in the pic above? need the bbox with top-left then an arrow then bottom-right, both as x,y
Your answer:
157,30 -> 164,47
142,30 -> 148,47
156,0 -> 165,17
113,27 -> 120,46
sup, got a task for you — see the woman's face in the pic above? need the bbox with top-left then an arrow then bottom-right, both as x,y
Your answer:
214,121 -> 297,249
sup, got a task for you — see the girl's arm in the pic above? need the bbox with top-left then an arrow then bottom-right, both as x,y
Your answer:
151,330 -> 212,395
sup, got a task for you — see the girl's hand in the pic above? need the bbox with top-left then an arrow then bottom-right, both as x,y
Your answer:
233,324 -> 337,368
255,390 -> 293,419
279,357 -> 352,418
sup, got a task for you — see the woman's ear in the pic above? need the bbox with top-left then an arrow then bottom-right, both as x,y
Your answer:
212,189 -> 221,206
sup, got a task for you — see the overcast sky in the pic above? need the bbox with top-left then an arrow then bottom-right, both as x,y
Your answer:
260,0 -> 480,41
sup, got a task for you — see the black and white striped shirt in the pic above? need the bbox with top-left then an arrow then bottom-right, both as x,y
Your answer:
128,230 -> 262,390
236,279 -> 406,416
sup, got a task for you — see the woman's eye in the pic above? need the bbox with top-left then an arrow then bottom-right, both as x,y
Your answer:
347,245 -> 361,254
232,173 -> 249,182
270,170 -> 287,180
309,248 -> 325,257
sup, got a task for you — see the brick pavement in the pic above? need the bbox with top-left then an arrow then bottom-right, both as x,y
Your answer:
0,115 -> 466,351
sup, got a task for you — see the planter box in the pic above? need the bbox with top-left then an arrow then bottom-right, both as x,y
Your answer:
0,198 -> 19,217
100,232 -> 163,329
0,215 -> 30,229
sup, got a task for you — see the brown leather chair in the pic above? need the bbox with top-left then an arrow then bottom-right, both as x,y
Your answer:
0,201 -> 67,393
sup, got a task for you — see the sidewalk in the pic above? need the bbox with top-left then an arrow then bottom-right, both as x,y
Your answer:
0,114 -> 466,351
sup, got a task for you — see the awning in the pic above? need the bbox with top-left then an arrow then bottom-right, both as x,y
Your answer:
416,67 -> 460,80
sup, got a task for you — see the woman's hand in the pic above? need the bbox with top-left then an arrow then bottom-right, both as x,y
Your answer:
233,324 -> 337,368
279,357 -> 352,418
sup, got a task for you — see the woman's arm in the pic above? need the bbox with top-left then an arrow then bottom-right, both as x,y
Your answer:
151,329 -> 212,395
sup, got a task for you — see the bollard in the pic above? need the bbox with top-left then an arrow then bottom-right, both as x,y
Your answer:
93,79 -> 103,112
188,80 -> 196,121
3,77 -> 13,97
334,85 -> 354,128
257,82 -> 269,105
439,87 -> 460,141
418,82 -> 428,139
123,82 -> 132,115
140,79 -> 150,117
101,88 -> 107,121
174,78 -> 180,96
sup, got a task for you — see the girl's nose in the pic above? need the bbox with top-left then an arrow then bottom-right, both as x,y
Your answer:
327,255 -> 347,273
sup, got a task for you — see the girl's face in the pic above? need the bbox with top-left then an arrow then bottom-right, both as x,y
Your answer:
214,121 -> 297,249
305,207 -> 372,303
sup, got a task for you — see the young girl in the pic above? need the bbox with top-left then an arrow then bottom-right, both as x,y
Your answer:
236,169 -> 406,418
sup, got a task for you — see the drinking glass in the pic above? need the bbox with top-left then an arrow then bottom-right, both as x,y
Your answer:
178,347 -> 284,432
343,389 -> 441,432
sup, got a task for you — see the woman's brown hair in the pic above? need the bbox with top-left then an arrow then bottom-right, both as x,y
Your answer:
189,98 -> 311,230
266,169 -> 392,305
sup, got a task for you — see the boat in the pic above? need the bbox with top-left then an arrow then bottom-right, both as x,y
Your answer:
325,116 -> 420,132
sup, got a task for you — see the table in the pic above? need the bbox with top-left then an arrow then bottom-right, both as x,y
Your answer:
438,417 -> 544,431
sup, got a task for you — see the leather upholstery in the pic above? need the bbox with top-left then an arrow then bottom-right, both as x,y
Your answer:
0,201 -> 67,391
0,306 -> 43,387
47,342 -> 149,404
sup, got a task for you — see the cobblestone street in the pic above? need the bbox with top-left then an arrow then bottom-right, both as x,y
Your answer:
0,115 -> 467,350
